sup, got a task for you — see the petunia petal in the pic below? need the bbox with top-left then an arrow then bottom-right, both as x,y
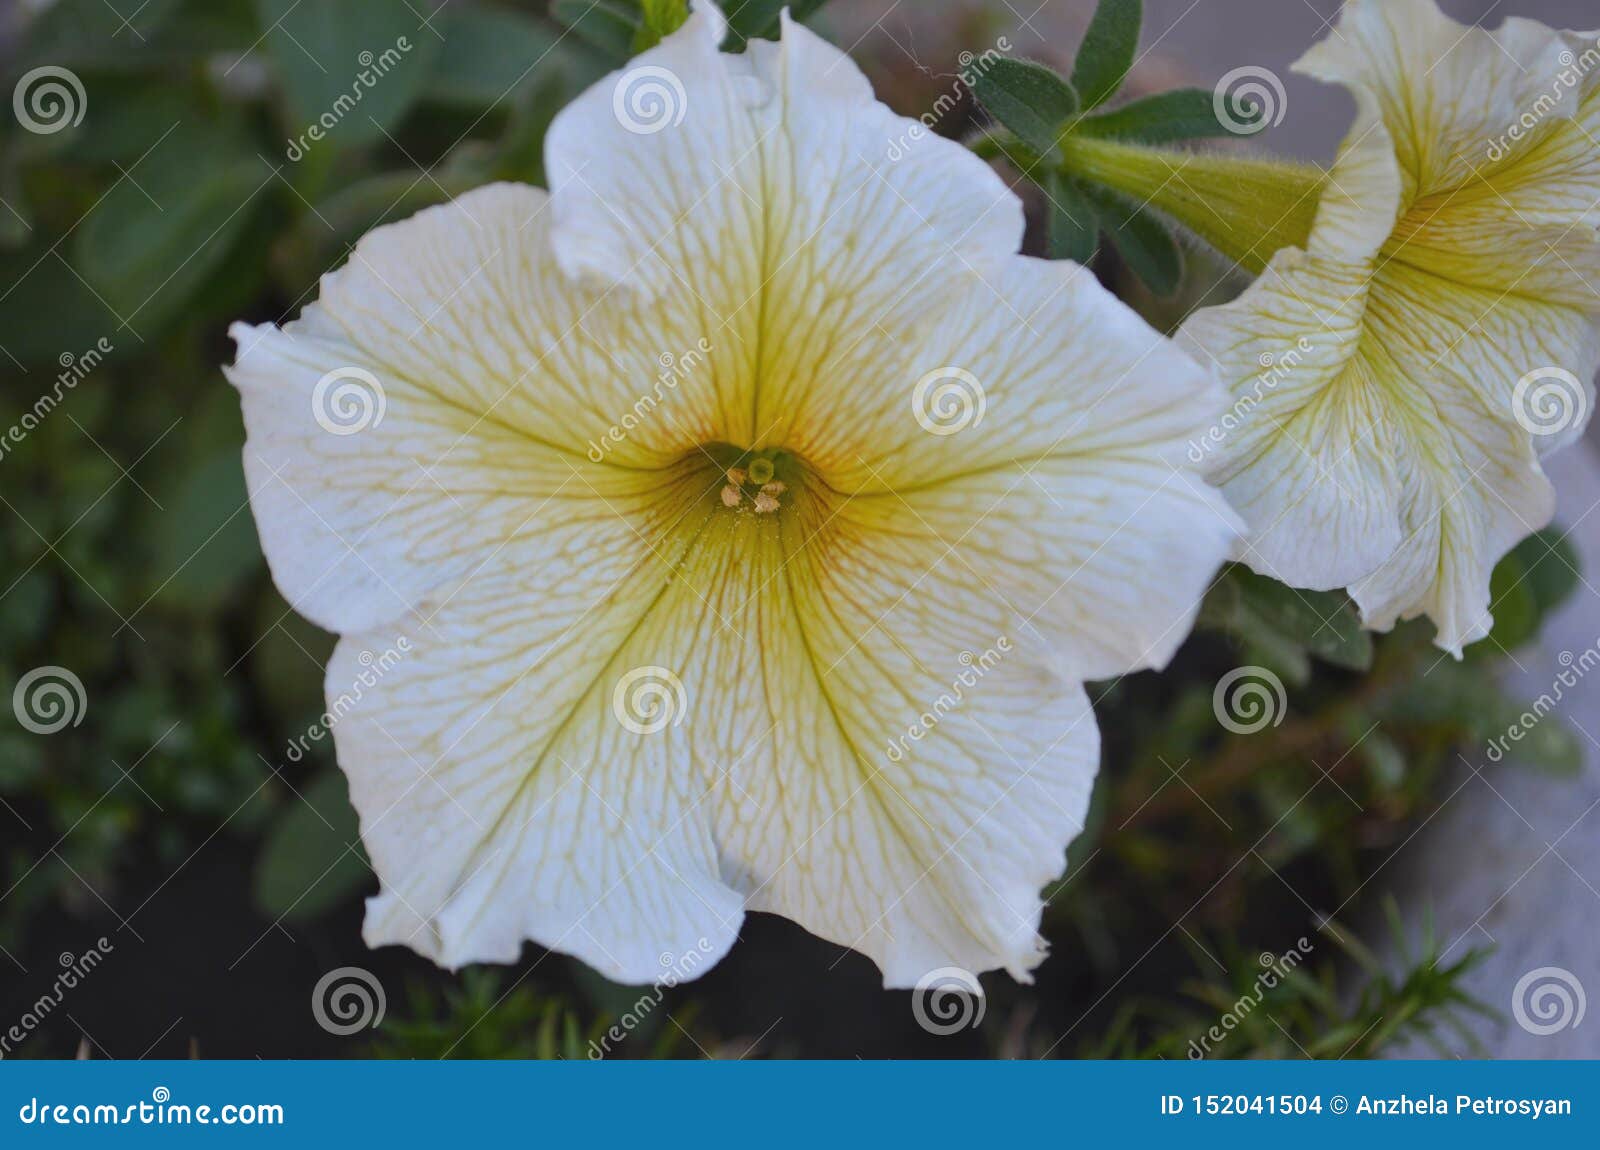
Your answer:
225,183 -> 735,633
1178,251 -> 1404,592
669,490 -> 1100,985
544,2 -> 1025,451
335,460 -> 747,981
790,256 -> 1241,679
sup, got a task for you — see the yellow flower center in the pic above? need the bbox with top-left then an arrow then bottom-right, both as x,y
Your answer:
707,446 -> 797,516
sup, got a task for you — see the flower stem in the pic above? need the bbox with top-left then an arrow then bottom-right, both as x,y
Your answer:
969,130 -> 1327,274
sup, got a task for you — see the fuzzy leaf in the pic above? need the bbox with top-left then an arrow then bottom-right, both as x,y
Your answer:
1088,186 -> 1182,296
1080,87 -> 1257,142
1071,0 -> 1141,111
1044,171 -> 1100,263
971,58 -> 1079,155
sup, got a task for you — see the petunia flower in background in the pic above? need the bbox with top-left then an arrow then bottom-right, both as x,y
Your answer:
224,2 -> 1237,987
1177,0 -> 1600,655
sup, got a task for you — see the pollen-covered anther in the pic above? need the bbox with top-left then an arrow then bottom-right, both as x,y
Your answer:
752,482 -> 784,514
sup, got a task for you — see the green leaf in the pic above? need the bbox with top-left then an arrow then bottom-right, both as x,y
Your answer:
552,0 -> 641,61
254,770 -> 370,922
0,244 -> 121,367
1510,527 -> 1580,615
72,122 -> 267,335
1080,87 -> 1254,142
1087,186 -> 1181,296
1485,550 -> 1541,653
971,58 -> 1079,156
1201,566 -> 1373,674
1499,711 -> 1584,774
252,0 -> 440,151
723,0 -> 831,46
147,449 -> 262,614
634,0 -> 689,51
493,74 -> 569,186
1044,171 -> 1099,263
422,5 -> 561,108
1071,0 -> 1141,111
11,0 -> 187,70
277,167 -> 480,289
1358,727 -> 1407,791
1480,527 -> 1580,654
1235,569 -> 1372,672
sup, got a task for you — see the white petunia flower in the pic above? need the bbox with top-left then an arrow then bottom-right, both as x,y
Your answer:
1180,0 -> 1600,655
225,3 -> 1236,986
